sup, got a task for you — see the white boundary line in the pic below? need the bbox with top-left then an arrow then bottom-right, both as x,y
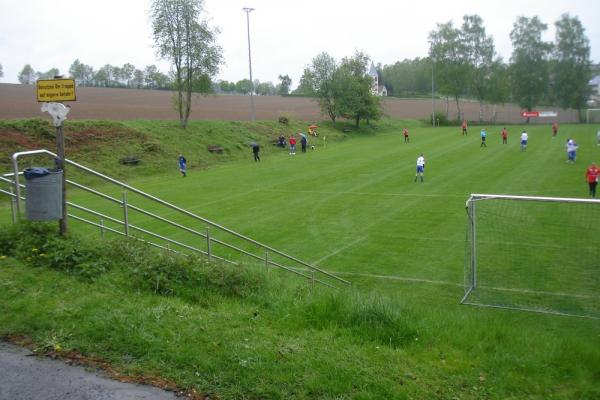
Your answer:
311,235 -> 369,265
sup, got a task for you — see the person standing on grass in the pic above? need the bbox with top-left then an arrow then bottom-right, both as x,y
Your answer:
480,128 -> 487,148
300,133 -> 308,153
289,134 -> 297,155
520,130 -> 528,151
566,138 -> 578,163
462,119 -> 468,136
585,162 -> 599,197
414,153 -> 425,183
403,127 -> 409,143
251,142 -> 260,162
552,122 -> 558,138
501,127 -> 508,144
178,154 -> 187,177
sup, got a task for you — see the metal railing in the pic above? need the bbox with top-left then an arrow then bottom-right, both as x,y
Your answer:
2,149 -> 351,289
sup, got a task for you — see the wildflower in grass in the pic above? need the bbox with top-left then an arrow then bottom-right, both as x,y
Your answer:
32,248 -> 39,253
0,255 -> 6,260
26,257 -> 32,262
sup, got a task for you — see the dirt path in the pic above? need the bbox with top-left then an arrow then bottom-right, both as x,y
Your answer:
0,342 -> 178,400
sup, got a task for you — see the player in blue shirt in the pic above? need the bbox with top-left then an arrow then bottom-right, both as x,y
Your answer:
178,154 -> 187,177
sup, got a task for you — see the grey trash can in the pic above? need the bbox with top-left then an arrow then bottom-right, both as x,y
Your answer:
24,167 -> 63,221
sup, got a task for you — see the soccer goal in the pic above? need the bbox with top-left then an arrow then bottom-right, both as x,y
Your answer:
586,108 -> 600,124
462,194 -> 600,319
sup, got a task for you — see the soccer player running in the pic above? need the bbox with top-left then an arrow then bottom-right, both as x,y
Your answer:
414,153 -> 425,183
480,128 -> 487,148
520,130 -> 528,152
552,122 -> 558,138
585,162 -> 599,197
566,138 -> 578,163
403,127 -> 409,143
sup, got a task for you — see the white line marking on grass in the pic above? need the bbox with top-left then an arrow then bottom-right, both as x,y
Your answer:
312,235 -> 369,265
328,271 -> 463,287
261,189 -> 466,198
478,285 -> 598,300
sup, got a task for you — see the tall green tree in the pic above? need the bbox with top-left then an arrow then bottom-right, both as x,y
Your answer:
461,15 -> 495,121
484,59 -> 511,122
293,68 -> 316,96
309,52 -> 338,123
36,68 -> 60,80
18,64 -> 36,84
121,63 -> 136,87
551,13 -> 591,117
509,16 -> 552,113
69,59 -> 86,85
235,79 -> 252,94
277,74 -> 292,96
380,58 -> 431,97
334,51 -> 382,127
150,0 -> 222,128
429,21 -> 470,120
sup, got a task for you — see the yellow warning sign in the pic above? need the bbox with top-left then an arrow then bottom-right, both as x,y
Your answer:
36,79 -> 76,102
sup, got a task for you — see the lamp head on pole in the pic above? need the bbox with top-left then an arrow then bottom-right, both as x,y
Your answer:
243,7 -> 254,13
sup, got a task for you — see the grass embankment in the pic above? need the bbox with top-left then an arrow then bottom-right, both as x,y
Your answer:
1,118 -> 600,398
0,118 -> 348,180
1,222 -> 598,399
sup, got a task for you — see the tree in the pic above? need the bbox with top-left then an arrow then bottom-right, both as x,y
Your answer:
333,51 -> 382,127
309,52 -> 338,123
18,64 -> 37,84
133,69 -> 145,88
429,21 -> 470,120
36,68 -> 60,80
461,15 -> 495,122
121,63 -> 136,87
277,74 -> 292,95
484,59 -> 511,122
235,79 -> 251,94
256,81 -> 275,96
150,0 -> 223,128
551,13 -> 591,116
509,16 -> 552,113
69,59 -> 86,85
293,68 -> 316,96
380,58 -> 431,97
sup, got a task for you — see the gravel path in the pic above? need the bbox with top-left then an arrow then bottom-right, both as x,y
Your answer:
0,342 -> 178,400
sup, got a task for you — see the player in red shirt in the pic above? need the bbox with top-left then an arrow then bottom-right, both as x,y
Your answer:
501,127 -> 508,144
552,122 -> 558,137
289,135 -> 297,155
403,128 -> 409,143
462,120 -> 468,136
585,163 -> 599,198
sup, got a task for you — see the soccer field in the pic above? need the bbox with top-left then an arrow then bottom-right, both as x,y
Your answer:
54,121 -> 600,311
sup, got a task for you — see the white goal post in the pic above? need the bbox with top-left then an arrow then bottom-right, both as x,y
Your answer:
586,108 -> 600,124
463,194 -> 600,320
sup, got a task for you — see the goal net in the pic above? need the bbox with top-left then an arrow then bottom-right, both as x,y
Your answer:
463,194 -> 600,319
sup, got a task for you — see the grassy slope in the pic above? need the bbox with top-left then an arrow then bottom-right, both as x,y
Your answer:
1,119 -> 600,399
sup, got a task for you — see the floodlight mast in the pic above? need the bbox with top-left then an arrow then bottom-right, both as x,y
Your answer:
243,7 -> 256,121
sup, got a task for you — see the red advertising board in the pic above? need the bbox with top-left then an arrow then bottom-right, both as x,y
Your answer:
521,111 -> 539,118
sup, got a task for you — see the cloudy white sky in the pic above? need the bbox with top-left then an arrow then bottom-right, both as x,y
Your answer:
0,0 -> 598,88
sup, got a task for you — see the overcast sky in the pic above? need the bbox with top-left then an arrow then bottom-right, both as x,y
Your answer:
0,0 -> 598,88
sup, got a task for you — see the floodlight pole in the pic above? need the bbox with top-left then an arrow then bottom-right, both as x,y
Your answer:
430,41 -> 435,127
243,7 -> 256,121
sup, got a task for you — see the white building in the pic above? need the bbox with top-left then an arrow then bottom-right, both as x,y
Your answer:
589,75 -> 600,104
368,63 -> 387,96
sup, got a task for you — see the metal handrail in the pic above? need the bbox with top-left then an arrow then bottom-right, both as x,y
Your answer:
5,149 -> 351,288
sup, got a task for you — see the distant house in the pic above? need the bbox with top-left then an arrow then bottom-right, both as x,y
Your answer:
589,75 -> 600,104
368,62 -> 387,96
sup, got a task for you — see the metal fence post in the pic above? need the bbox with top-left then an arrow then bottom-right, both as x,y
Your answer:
206,227 -> 212,260
311,270 -> 315,287
265,250 -> 269,273
122,191 -> 129,237
9,187 -> 17,224
99,217 -> 105,239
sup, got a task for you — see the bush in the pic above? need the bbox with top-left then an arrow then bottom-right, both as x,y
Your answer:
429,111 -> 451,127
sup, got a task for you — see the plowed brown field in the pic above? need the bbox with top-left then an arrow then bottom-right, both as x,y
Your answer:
0,83 -> 578,123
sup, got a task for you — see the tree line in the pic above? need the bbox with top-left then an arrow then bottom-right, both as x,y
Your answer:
385,13 -> 591,121
14,60 -> 293,96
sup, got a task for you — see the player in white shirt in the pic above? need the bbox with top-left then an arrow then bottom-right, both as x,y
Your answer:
520,130 -> 528,152
414,153 -> 425,183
